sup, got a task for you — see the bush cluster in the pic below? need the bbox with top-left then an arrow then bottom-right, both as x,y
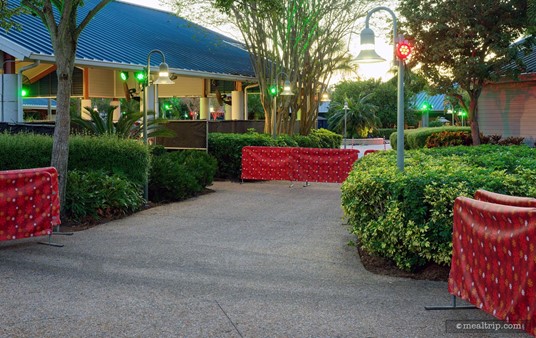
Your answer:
208,129 -> 341,180
341,145 -> 536,271
425,131 -> 472,148
480,134 -> 525,145
389,127 -> 471,150
149,150 -> 217,202
0,133 -> 150,186
0,132 -> 150,221
65,170 -> 144,221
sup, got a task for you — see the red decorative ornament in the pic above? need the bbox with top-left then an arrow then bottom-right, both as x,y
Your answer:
396,40 -> 412,60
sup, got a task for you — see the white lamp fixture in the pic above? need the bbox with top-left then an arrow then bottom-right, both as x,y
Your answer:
354,6 -> 405,172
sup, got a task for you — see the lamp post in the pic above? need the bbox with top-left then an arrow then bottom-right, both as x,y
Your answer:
354,6 -> 405,172
343,100 -> 348,149
143,49 -> 174,201
272,72 -> 293,139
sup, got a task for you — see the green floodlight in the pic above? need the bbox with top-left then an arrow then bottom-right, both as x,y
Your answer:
21,87 -> 28,97
421,101 -> 432,112
268,85 -> 278,96
135,70 -> 146,85
120,71 -> 129,81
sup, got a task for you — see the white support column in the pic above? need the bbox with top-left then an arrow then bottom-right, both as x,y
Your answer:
111,99 -> 121,121
81,99 -> 92,119
200,97 -> 209,120
231,91 -> 244,120
224,103 -> 231,120
0,74 -> 18,122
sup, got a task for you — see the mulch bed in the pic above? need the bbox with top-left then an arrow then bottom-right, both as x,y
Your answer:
357,245 -> 450,281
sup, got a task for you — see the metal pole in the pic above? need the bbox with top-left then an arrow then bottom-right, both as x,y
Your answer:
397,58 -> 404,172
272,95 -> 277,138
344,104 -> 347,149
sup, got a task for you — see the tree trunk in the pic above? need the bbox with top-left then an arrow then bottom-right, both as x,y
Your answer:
468,92 -> 481,145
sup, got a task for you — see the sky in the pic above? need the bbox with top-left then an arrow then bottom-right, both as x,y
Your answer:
118,0 -> 393,83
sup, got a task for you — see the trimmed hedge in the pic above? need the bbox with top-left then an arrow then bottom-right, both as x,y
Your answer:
149,150 -> 217,202
208,129 -> 342,180
65,170 -> 144,221
370,128 -> 396,139
389,127 -> 471,150
342,145 -> 536,271
0,133 -> 150,186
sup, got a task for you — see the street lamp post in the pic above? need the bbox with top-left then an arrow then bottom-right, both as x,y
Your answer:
354,6 -> 405,172
143,49 -> 174,201
343,100 -> 348,149
272,72 -> 293,139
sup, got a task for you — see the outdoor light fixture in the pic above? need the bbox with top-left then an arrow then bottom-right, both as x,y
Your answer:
143,49 -> 175,201
272,71 -> 294,138
354,6 -> 406,171
120,71 -> 129,81
321,92 -> 330,102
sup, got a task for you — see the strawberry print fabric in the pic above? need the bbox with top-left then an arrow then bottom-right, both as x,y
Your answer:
0,167 -> 60,241
241,146 -> 359,183
448,196 -> 536,336
475,189 -> 536,208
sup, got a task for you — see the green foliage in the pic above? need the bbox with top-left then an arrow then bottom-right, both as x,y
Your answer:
329,79 -> 420,129
399,0 -> 535,143
208,130 -> 341,180
342,145 -> 536,270
426,131 -> 472,148
71,104 -> 175,139
0,133 -> 150,187
149,150 -> 217,202
370,128 -> 396,139
209,132 -> 277,179
65,170 -> 144,221
328,92 -> 379,137
390,127 -> 471,150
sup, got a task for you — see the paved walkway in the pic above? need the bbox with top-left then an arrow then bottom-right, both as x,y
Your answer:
0,181 -> 524,337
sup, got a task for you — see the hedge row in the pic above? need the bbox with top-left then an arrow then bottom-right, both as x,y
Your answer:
0,132 -> 149,186
208,129 -> 342,180
389,127 -> 471,150
342,145 -> 536,271
149,150 -> 217,202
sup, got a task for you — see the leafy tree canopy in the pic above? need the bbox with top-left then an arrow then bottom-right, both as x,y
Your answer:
399,0 -> 535,144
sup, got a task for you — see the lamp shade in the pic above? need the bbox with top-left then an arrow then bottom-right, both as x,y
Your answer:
153,62 -> 175,85
354,27 -> 386,63
280,79 -> 293,96
320,92 -> 330,102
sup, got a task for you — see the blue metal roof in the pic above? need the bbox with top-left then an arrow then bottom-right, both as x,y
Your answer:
411,92 -> 446,112
23,98 -> 56,109
2,0 -> 255,79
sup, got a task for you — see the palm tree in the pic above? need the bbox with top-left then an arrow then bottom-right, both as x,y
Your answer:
328,93 -> 379,138
71,103 -> 175,139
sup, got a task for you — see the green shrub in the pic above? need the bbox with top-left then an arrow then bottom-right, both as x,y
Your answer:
208,130 -> 342,180
0,133 -> 150,186
208,132 -> 276,179
149,150 -> 217,202
390,127 -> 471,149
292,134 -> 320,148
425,131 -> 472,148
310,128 -> 342,148
370,128 -> 396,139
65,170 -> 143,221
342,145 -> 536,271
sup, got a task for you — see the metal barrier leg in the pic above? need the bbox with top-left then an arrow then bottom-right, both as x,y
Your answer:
53,225 -> 73,236
425,295 -> 477,310
38,234 -> 64,248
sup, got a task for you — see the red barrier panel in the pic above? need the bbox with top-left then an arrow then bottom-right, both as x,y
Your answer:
241,146 -> 359,183
475,189 -> 536,208
448,197 -> 536,336
0,167 -> 60,241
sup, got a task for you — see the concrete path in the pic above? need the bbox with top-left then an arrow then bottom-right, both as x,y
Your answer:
0,181 -> 526,337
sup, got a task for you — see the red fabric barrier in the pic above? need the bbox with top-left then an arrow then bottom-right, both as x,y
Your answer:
241,146 -> 359,183
0,167 -> 60,241
475,189 -> 536,208
448,197 -> 536,335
